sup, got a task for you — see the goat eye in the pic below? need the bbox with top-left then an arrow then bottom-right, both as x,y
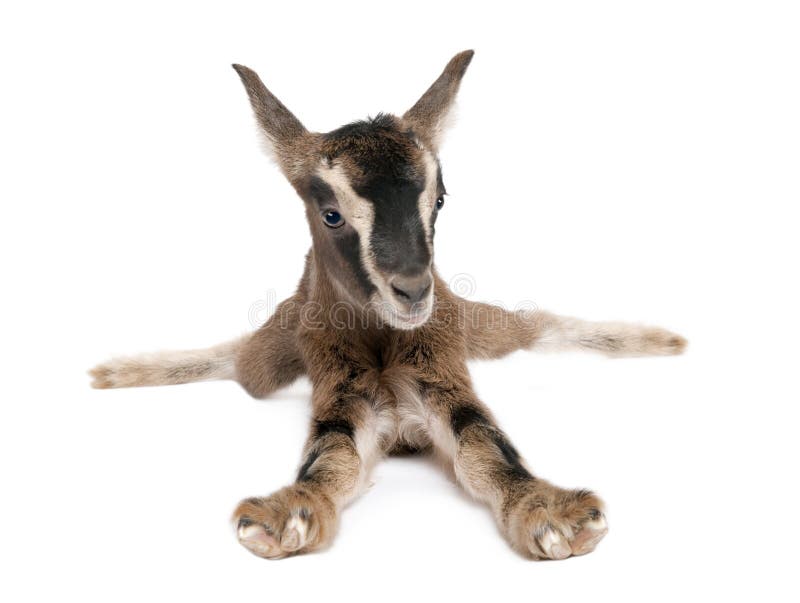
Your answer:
322,210 -> 344,228
435,196 -> 445,210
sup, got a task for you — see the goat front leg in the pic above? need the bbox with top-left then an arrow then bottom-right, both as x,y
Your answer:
233,392 -> 382,559
426,382 -> 608,559
461,299 -> 687,360
235,296 -> 305,398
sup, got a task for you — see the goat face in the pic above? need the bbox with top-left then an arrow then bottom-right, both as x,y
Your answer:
234,51 -> 473,329
307,114 -> 443,329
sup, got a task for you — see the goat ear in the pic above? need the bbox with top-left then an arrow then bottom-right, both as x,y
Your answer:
403,50 -> 474,151
232,64 -> 310,177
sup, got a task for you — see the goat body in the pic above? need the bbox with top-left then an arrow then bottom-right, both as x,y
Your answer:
91,51 -> 685,560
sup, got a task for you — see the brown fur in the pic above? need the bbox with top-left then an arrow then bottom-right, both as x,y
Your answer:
90,50 -> 685,560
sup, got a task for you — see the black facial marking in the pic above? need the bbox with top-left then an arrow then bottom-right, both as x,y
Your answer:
370,202 -> 430,276
301,175 -> 376,298
303,175 -> 338,209
334,228 -> 376,296
323,114 -> 432,277
450,405 -> 490,436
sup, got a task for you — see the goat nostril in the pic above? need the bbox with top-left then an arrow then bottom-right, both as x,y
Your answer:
390,276 -> 432,305
418,280 -> 432,298
391,284 -> 411,300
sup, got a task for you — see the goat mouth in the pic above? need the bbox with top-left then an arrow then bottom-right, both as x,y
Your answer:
395,311 -> 428,326
383,300 -> 433,330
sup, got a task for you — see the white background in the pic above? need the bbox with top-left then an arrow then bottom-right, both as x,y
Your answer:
2,1 -> 799,601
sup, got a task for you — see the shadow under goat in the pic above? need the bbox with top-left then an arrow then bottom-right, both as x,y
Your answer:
90,50 -> 686,560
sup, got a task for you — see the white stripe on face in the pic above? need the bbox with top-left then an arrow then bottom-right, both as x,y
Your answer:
316,163 -> 393,304
417,151 -> 440,243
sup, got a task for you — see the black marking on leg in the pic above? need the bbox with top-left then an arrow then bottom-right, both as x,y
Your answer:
450,405 -> 489,436
334,366 -> 364,396
491,432 -> 532,480
297,449 -> 321,482
313,419 -> 355,439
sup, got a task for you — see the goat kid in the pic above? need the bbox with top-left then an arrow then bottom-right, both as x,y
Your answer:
90,50 -> 686,560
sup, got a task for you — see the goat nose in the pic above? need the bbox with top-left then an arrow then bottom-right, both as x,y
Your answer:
390,273 -> 433,305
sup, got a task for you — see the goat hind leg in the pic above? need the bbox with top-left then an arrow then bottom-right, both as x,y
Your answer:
89,337 -> 244,389
462,300 -> 687,359
89,296 -> 305,396
532,311 -> 687,357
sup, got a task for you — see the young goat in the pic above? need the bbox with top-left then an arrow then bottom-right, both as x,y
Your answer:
90,50 -> 686,560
